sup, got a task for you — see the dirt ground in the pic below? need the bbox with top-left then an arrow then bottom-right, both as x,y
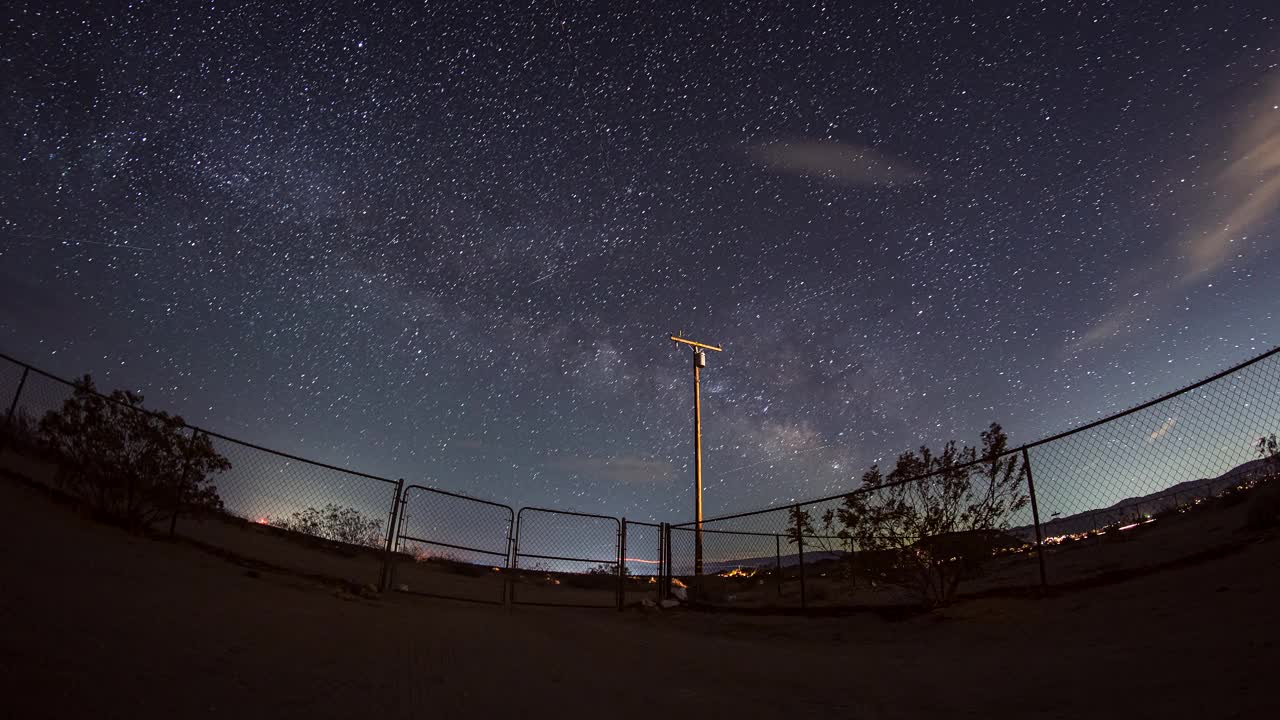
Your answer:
1,475 -> 1277,719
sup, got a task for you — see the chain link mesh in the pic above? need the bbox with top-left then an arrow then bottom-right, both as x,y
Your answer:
512,508 -> 620,608
1,367 -> 85,487
173,432 -> 399,587
0,355 -> 398,589
622,520 -> 663,605
4,346 -> 1278,613
667,350 -> 1280,609
1025,350 -> 1280,585
393,486 -> 513,604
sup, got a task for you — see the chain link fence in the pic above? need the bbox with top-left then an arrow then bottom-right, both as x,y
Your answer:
179,431 -> 401,589
392,485 -> 514,604
667,346 -> 1280,610
2,345 -> 1278,614
0,355 -> 403,590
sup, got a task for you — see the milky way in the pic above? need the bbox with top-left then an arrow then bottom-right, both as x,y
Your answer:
2,1 -> 1277,520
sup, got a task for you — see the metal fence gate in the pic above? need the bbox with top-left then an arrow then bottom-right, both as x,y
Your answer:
511,507 -> 622,609
392,485 -> 514,605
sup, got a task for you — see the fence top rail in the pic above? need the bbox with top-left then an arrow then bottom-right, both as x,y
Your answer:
404,483 -> 515,514
1020,342 -> 1280,452
517,506 -> 620,524
674,342 -> 1280,528
196,428 -> 399,487
675,446 -> 1044,528
625,520 -> 662,528
9,339 -> 1280,532
1,351 -> 197,426
667,525 -> 847,540
0,350 -> 399,488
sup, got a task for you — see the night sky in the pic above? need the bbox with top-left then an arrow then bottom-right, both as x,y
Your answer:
2,1 -> 1277,523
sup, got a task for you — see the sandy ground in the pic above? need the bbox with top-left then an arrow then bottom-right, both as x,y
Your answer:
1,475 -> 1277,719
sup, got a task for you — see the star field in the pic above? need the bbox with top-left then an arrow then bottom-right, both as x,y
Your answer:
2,1 -> 1278,520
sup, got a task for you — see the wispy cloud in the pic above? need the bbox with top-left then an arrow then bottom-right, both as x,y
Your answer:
1180,74 -> 1280,280
1149,417 -> 1177,443
548,454 -> 676,485
1077,308 -> 1133,349
1075,70 -> 1280,349
752,140 -> 923,187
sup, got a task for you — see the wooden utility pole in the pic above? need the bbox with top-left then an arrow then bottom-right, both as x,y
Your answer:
670,334 -> 723,577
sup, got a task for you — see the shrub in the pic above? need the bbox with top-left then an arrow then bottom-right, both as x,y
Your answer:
588,562 -> 623,576
273,503 -> 384,548
38,375 -> 228,528
799,422 -> 1028,607
1257,433 -> 1279,478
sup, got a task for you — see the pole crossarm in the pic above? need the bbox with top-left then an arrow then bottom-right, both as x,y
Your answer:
670,336 -> 723,352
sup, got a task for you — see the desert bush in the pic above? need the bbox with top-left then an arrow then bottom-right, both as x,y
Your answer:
1257,433 -> 1279,477
1242,433 -> 1280,529
273,503 -> 384,548
560,566 -> 618,589
588,562 -> 623,576
38,375 -> 228,528
799,422 -> 1028,607
786,506 -> 860,594
409,546 -> 460,563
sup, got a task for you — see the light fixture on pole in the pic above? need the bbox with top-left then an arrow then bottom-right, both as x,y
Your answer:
670,333 -> 723,577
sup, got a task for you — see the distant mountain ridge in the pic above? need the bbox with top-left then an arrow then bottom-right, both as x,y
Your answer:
1015,456 -> 1273,539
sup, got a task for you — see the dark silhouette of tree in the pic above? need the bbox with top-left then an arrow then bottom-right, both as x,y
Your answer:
799,422 -> 1028,606
1247,433 -> 1280,529
38,375 -> 228,528
786,504 -> 818,544
1257,433 -> 1279,478
273,503 -> 384,548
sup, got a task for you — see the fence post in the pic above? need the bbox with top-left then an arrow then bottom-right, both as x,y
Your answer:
618,518 -> 626,611
4,366 -> 28,425
510,510 -> 522,606
663,523 -> 673,600
795,504 -> 806,609
168,428 -> 202,538
660,520 -> 670,599
1021,448 -> 1048,590
775,534 -> 783,598
380,478 -> 405,592
1,366 -> 30,452
503,508 -> 515,608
